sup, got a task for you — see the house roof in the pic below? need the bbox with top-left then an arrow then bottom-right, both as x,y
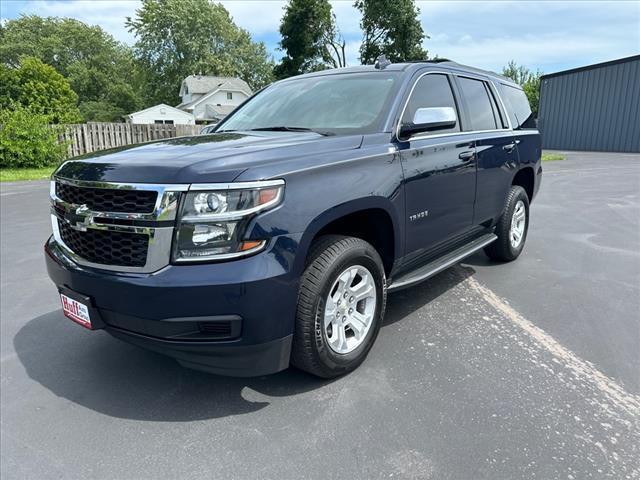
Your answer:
205,104 -> 237,118
179,75 -> 251,96
127,103 -> 194,118
176,80 -> 252,112
175,98 -> 200,110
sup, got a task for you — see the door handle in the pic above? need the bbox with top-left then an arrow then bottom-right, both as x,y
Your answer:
459,151 -> 475,161
503,143 -> 517,153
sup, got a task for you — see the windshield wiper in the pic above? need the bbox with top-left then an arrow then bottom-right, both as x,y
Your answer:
248,126 -> 334,136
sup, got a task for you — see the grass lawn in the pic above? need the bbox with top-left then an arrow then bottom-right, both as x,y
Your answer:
0,167 -> 56,182
541,152 -> 566,162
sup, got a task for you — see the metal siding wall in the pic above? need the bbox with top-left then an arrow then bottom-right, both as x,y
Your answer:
629,60 -> 640,153
539,57 -> 639,152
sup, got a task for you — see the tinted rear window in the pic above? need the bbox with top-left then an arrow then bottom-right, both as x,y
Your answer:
457,77 -> 499,131
499,84 -> 536,129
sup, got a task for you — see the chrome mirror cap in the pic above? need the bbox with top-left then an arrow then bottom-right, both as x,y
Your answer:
413,106 -> 457,125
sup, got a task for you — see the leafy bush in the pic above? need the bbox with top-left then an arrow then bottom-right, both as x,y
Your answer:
0,106 -> 68,168
78,100 -> 126,122
0,57 -> 82,124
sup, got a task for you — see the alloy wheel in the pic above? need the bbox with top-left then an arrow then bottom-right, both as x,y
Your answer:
323,265 -> 377,354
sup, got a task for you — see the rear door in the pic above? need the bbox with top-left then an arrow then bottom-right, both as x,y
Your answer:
453,75 -> 519,225
398,71 -> 477,263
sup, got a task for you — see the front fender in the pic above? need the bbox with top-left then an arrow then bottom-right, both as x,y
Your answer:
291,196 -> 403,276
242,140 -> 406,277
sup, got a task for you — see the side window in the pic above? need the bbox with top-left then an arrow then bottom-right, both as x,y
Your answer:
457,77 -> 498,131
402,73 -> 460,134
487,83 -> 509,129
499,83 -> 536,129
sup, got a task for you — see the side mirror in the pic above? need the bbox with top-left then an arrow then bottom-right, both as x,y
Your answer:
400,107 -> 457,138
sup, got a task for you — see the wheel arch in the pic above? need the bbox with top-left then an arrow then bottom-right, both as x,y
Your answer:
511,166 -> 535,201
294,197 -> 402,277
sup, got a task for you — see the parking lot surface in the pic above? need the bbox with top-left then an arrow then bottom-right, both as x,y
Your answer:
1,151 -> 639,479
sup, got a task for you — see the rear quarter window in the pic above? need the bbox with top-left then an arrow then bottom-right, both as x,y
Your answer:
499,84 -> 536,129
457,77 -> 499,131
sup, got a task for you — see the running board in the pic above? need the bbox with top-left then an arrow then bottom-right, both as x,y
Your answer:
388,233 -> 497,291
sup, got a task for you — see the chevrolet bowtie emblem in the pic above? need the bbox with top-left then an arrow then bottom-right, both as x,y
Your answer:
69,205 -> 95,232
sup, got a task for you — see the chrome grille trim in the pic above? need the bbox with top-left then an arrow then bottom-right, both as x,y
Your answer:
50,176 -> 190,273
52,177 -> 189,222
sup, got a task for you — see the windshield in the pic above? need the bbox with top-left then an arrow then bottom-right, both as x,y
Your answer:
218,72 -> 400,135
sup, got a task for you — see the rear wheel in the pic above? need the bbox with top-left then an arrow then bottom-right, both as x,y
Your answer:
292,235 -> 387,378
485,185 -> 530,262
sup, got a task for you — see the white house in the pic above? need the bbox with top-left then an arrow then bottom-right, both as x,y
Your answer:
126,103 -> 195,125
176,75 -> 252,123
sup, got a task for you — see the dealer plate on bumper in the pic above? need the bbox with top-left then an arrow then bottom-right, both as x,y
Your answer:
60,293 -> 92,329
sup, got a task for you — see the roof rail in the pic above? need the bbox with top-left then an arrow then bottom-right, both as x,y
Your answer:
407,58 -> 456,65
408,59 -> 511,82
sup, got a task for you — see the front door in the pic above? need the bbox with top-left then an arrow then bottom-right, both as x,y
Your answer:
398,72 -> 477,263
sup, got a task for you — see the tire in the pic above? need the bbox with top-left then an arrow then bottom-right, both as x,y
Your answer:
484,185 -> 530,262
292,235 -> 387,378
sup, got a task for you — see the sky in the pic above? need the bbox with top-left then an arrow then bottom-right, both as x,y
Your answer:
1,0 -> 639,75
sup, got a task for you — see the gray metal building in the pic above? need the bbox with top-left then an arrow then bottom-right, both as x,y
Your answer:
538,55 -> 639,153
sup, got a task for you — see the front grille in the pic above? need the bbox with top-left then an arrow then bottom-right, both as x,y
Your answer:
58,219 -> 148,267
56,182 -> 157,213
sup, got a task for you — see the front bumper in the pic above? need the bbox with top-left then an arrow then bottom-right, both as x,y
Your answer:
45,234 -> 302,376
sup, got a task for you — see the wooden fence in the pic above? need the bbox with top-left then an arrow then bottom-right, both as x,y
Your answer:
58,123 -> 201,157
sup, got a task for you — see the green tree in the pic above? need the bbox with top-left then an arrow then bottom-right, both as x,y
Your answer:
274,0 -> 345,79
355,0 -> 427,65
126,0 -> 274,105
502,60 -> 542,116
0,16 -> 142,121
1,57 -> 82,124
0,105 -> 68,168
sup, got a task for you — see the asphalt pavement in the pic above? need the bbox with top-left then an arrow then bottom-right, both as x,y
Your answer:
1,151 -> 639,479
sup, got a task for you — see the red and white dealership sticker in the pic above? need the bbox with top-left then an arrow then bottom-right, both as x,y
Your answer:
60,293 -> 92,329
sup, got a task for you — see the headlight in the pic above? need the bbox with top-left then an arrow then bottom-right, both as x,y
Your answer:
173,180 -> 284,262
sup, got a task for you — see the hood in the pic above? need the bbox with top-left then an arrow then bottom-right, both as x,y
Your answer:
55,132 -> 363,184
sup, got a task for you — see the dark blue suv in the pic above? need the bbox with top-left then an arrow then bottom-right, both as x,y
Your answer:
46,60 -> 542,378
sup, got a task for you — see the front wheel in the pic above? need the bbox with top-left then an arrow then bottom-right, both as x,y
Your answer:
485,185 -> 530,262
292,235 -> 387,378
